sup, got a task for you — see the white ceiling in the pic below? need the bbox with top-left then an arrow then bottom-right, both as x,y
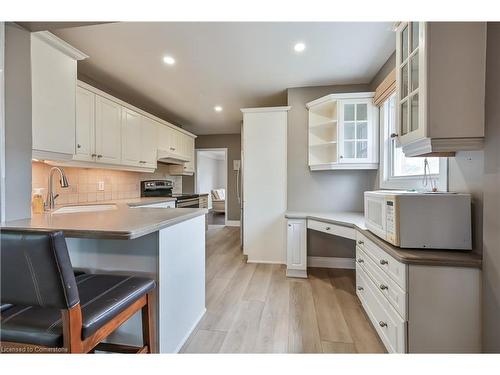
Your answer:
54,22 -> 395,135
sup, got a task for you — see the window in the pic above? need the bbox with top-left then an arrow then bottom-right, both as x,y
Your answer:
380,94 -> 447,191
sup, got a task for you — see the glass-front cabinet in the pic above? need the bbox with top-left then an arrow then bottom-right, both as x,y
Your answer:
338,100 -> 373,163
396,21 -> 426,146
307,92 -> 378,170
394,22 -> 486,157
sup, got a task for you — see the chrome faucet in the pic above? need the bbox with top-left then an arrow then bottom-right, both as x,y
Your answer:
46,167 -> 69,210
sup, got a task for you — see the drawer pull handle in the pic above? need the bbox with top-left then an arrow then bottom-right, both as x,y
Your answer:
379,284 -> 388,290
357,286 -> 364,291
357,258 -> 364,263
357,240 -> 364,245
380,259 -> 388,265
325,227 -> 331,230
379,321 -> 388,328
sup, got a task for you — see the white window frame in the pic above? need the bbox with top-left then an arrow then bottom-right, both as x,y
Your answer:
379,93 -> 448,191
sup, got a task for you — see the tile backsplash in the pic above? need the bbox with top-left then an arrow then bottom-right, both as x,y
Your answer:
32,162 -> 182,205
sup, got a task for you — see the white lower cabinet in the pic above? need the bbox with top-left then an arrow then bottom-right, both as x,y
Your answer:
356,264 -> 406,353
355,230 -> 481,353
286,219 -> 307,278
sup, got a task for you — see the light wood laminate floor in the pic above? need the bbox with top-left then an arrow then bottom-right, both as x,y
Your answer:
180,226 -> 386,353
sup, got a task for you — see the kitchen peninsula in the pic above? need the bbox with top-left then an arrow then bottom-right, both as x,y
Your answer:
1,199 -> 208,353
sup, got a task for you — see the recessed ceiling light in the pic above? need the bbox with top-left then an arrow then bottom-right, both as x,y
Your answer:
214,106 -> 223,112
294,42 -> 306,53
162,55 -> 175,65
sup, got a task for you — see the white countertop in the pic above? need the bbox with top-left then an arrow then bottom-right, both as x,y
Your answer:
285,211 -> 367,230
1,198 -> 206,240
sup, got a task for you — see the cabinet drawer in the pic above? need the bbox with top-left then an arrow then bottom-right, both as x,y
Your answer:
357,231 -> 407,290
356,265 -> 407,353
307,219 -> 356,240
357,247 -> 407,319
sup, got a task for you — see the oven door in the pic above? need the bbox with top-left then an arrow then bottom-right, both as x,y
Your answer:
364,192 -> 387,241
176,198 -> 200,208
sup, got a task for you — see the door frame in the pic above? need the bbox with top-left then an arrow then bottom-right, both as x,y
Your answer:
195,148 -> 228,226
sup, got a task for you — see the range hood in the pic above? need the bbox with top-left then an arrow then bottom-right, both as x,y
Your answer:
157,149 -> 190,165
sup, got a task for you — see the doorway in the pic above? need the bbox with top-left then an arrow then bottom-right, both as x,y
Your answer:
195,148 -> 227,227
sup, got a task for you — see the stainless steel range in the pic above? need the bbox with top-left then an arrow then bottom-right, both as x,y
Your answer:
141,180 -> 200,208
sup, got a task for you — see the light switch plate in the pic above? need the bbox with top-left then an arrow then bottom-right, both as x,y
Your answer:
98,181 -> 105,191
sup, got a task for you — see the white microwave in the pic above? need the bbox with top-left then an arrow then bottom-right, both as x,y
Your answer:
364,190 -> 472,250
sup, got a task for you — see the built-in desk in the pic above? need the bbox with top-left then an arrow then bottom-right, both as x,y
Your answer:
284,211 -> 482,353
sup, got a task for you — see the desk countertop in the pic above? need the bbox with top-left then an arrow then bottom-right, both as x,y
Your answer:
285,211 -> 482,269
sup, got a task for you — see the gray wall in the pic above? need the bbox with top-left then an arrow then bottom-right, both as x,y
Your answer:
287,84 -> 377,258
4,23 -> 32,220
482,22 -> 500,352
286,84 -> 377,213
183,134 -> 241,221
368,51 -> 396,91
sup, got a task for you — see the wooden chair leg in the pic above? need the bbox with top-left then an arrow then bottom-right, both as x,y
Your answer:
141,292 -> 154,353
62,304 -> 84,353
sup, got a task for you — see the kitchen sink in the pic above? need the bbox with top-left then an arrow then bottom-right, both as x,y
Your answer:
52,204 -> 117,214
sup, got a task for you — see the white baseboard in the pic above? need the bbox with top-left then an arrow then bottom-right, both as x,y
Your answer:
246,259 -> 284,265
286,269 -> 308,278
225,220 -> 240,227
307,256 -> 355,269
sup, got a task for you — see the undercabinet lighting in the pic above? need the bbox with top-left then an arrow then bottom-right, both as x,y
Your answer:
214,106 -> 223,112
294,42 -> 306,53
162,55 -> 176,65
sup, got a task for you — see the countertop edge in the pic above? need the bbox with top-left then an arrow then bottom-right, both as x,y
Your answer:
1,209 -> 208,240
285,211 -> 482,269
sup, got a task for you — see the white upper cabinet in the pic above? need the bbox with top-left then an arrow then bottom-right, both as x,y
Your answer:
95,95 -> 122,164
307,92 -> 378,170
168,135 -> 195,176
31,31 -> 87,159
121,109 -> 158,168
395,22 -> 486,156
75,86 -> 95,161
121,107 -> 142,166
140,117 -> 158,168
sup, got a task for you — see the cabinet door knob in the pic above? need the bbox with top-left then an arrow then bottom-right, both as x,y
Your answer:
379,321 -> 388,328
97,154 -> 103,158
380,259 -> 388,265
325,227 -> 331,230
357,240 -> 364,245
91,153 -> 97,157
379,284 -> 388,290
390,133 -> 399,138
339,155 -> 343,159
357,258 -> 364,263
77,144 -> 81,149
288,224 -> 292,227
357,286 -> 364,291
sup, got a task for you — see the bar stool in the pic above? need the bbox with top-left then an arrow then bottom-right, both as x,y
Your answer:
0,230 -> 156,354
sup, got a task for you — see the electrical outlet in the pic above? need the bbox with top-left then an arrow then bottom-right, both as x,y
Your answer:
98,181 -> 105,191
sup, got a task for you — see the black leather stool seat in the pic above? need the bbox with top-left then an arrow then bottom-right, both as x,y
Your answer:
0,274 -> 155,347
0,304 -> 13,312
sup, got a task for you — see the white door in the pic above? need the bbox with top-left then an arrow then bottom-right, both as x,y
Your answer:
74,87 -> 95,161
338,99 -> 374,164
242,108 -> 288,263
95,95 -> 122,164
141,116 -> 158,168
121,108 -> 142,166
